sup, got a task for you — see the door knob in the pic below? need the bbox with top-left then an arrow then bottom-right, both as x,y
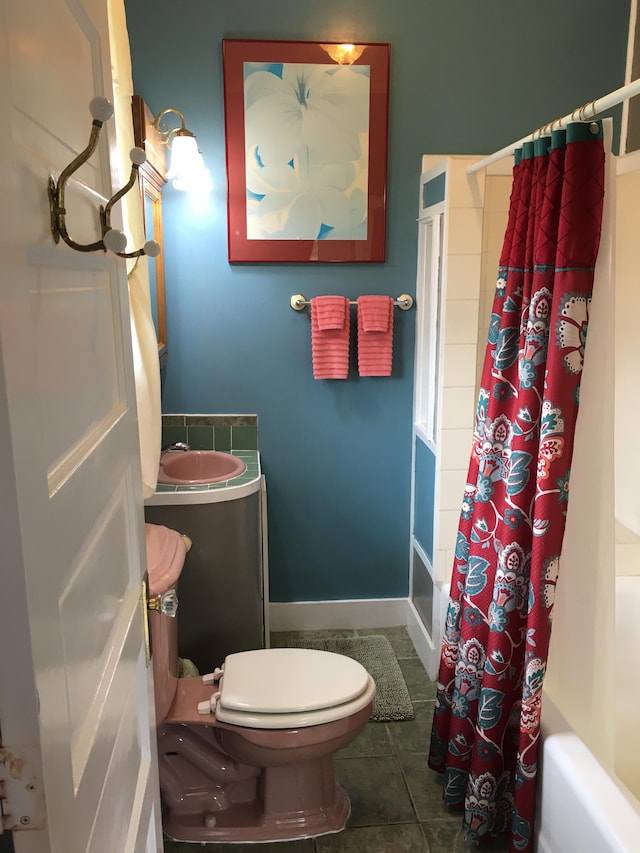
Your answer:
141,574 -> 179,667
147,589 -> 178,617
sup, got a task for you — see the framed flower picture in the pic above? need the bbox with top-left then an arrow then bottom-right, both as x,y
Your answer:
222,39 -> 390,263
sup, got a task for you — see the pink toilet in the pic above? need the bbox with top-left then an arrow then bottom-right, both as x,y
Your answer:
145,523 -> 375,843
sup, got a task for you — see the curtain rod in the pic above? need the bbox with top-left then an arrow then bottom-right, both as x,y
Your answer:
467,76 -> 640,174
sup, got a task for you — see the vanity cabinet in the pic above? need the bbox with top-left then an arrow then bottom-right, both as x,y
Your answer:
145,490 -> 265,673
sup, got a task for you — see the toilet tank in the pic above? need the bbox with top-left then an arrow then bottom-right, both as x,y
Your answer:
145,524 -> 187,722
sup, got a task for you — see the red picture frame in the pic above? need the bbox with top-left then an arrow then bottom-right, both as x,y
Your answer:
222,39 -> 390,263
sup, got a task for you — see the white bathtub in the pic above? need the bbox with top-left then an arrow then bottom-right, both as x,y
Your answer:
615,571 -> 640,808
535,567 -> 640,853
535,695 -> 639,852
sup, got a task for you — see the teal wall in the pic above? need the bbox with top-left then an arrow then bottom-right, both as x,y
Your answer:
124,0 -> 629,603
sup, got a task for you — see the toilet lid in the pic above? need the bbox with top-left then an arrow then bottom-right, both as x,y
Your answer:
218,648 -> 371,714
215,672 -> 376,729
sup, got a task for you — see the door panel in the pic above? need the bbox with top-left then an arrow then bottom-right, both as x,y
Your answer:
0,0 -> 162,849
35,262 -> 126,486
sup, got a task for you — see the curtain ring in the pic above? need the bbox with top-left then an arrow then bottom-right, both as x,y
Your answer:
578,101 -> 593,122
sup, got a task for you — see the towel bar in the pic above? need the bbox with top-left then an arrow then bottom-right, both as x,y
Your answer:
290,293 -> 414,312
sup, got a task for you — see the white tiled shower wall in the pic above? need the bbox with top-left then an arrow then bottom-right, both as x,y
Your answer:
418,156 -> 510,589
613,155 -> 640,797
477,170 -> 512,390
614,160 -> 640,542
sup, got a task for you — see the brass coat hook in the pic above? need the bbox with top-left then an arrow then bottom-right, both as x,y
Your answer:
100,147 -> 161,259
48,97 -> 160,259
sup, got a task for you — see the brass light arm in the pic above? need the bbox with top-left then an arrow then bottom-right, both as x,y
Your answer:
151,107 -> 195,146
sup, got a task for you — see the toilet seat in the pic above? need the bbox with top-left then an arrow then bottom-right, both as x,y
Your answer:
214,648 -> 375,729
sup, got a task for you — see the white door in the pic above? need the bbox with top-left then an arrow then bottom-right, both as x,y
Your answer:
0,0 -> 162,850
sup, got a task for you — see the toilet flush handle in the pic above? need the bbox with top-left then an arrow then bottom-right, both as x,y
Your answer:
147,589 -> 178,617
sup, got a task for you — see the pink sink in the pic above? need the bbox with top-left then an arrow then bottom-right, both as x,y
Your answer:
158,450 -> 246,485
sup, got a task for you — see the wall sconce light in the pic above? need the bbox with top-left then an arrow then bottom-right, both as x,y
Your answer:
320,43 -> 366,65
150,107 -> 212,193
48,97 -> 161,258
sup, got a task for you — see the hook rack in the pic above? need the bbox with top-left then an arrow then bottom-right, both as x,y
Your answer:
48,97 -> 160,259
290,293 -> 414,311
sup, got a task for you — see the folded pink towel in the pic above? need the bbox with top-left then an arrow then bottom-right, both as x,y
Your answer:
314,295 -> 348,330
310,296 -> 350,379
359,295 -> 391,332
357,295 -> 394,377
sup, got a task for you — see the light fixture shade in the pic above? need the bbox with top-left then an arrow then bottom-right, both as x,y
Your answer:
165,134 -> 199,189
176,155 -> 212,194
176,151 -> 213,195
320,43 -> 366,65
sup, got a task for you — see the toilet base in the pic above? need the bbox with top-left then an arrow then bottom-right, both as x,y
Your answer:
157,677 -> 373,844
163,783 -> 350,843
161,757 -> 351,843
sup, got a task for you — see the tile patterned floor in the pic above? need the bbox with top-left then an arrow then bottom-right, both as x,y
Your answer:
163,627 -> 510,853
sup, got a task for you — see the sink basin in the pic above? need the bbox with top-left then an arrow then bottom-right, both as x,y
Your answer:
158,450 -> 246,485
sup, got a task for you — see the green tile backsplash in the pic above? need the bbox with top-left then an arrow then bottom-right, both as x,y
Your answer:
162,414 -> 258,452
186,425 -> 214,450
231,425 -> 258,450
214,425 -> 231,451
161,424 -> 188,448
162,415 -> 186,427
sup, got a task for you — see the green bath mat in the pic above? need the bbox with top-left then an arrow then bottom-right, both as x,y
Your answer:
284,634 -> 415,722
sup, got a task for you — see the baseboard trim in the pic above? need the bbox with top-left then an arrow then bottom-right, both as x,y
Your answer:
269,597 -> 446,681
269,598 -> 409,632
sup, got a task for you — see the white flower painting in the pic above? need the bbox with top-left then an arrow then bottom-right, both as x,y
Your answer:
243,62 -> 370,241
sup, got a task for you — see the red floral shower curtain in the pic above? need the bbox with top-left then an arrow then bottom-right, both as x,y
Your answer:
428,123 -> 605,852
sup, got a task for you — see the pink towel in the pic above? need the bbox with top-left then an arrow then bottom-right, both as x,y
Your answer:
310,296 -> 350,379
357,295 -> 394,376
